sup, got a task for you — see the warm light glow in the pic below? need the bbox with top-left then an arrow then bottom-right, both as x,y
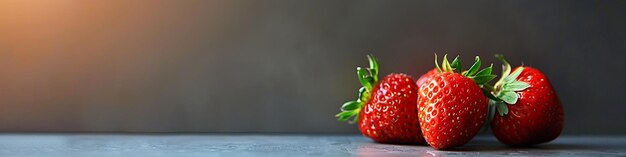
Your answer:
0,0 -> 236,131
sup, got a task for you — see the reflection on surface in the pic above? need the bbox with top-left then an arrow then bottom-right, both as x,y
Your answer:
354,135 -> 626,157
0,134 -> 623,156
357,143 -> 443,157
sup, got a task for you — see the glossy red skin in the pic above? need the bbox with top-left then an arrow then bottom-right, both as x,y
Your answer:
491,67 -> 564,146
416,68 -> 438,87
359,74 -> 425,144
417,72 -> 488,150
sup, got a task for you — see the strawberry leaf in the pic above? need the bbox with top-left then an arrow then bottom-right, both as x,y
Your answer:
450,56 -> 461,73
472,74 -> 497,85
498,91 -> 519,104
357,87 -> 367,102
357,67 -> 372,90
465,56 -> 481,76
490,54 -> 529,116
433,54 -> 496,85
496,103 -> 509,116
435,54 -> 442,72
336,111 -> 355,121
367,55 -> 379,82
341,101 -> 360,111
346,114 -> 358,122
504,67 -> 524,84
442,54 -> 452,72
503,81 -> 530,92
475,64 -> 493,77
338,55 -> 380,123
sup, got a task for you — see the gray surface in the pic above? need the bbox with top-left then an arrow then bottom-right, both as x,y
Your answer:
0,1 -> 625,134
0,134 -> 623,157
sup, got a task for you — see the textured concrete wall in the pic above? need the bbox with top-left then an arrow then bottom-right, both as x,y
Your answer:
0,0 -> 624,134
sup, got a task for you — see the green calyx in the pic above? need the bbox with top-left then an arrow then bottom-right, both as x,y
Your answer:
489,54 -> 531,116
434,54 -> 497,85
336,54 -> 379,123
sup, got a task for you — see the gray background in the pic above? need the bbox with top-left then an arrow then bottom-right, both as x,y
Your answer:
0,1 -> 624,134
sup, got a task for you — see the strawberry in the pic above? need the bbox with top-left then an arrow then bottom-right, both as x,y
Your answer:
416,68 -> 438,87
417,55 -> 496,149
487,54 -> 564,146
336,55 -> 424,144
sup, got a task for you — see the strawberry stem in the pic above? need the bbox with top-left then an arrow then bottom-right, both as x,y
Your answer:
494,54 -> 511,90
480,100 -> 498,133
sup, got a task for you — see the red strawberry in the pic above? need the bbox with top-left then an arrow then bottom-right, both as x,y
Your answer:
336,55 -> 424,144
416,68 -> 438,87
417,55 -> 496,149
488,54 -> 564,146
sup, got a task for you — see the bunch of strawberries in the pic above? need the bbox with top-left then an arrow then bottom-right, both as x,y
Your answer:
336,54 -> 564,150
